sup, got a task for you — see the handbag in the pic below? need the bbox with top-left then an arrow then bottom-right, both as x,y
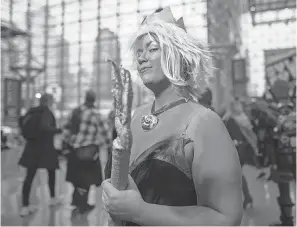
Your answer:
75,144 -> 98,161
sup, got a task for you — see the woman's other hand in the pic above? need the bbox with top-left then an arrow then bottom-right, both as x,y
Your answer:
101,175 -> 145,223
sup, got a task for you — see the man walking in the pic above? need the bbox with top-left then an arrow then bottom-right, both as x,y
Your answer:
19,93 -> 62,216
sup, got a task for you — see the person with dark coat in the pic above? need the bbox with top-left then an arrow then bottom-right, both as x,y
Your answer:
62,90 -> 110,214
18,93 -> 62,216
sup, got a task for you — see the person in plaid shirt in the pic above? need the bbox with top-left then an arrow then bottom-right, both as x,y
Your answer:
66,105 -> 110,149
62,90 -> 110,214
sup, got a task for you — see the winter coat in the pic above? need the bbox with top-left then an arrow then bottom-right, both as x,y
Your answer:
19,106 -> 61,170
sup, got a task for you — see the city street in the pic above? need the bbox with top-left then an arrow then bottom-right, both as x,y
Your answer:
1,146 -> 285,226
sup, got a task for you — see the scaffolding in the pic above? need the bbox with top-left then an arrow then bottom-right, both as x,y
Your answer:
1,13 -> 29,126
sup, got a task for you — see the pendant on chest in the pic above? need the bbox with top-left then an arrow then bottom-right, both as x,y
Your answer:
141,98 -> 191,132
141,115 -> 159,131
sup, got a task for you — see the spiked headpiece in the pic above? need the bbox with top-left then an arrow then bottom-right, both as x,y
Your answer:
141,7 -> 186,32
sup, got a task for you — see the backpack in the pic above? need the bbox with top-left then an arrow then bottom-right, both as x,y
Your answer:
19,108 -> 44,140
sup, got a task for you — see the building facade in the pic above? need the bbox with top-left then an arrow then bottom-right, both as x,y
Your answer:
92,28 -> 121,107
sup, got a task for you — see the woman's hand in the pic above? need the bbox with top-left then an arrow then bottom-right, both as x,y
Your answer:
102,175 -> 145,223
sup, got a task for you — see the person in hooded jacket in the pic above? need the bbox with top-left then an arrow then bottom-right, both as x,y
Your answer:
18,93 -> 62,216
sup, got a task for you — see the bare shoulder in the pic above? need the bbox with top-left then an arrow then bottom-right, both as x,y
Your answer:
186,103 -> 225,137
186,103 -> 238,165
189,103 -> 240,171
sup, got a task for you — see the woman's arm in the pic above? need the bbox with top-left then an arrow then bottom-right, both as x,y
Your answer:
135,204 -> 239,226
133,111 -> 243,226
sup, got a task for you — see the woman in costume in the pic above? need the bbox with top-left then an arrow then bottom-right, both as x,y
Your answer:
223,99 -> 258,209
102,7 -> 243,226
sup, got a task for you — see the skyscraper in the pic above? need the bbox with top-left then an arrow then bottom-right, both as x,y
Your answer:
92,28 -> 121,105
55,38 -> 70,107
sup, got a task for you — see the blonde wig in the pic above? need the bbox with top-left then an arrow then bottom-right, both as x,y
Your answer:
130,17 -> 214,101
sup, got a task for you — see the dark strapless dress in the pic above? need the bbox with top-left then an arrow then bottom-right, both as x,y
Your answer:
104,133 -> 197,226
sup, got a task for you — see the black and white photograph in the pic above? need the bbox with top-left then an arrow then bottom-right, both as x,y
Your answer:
1,0 -> 296,226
